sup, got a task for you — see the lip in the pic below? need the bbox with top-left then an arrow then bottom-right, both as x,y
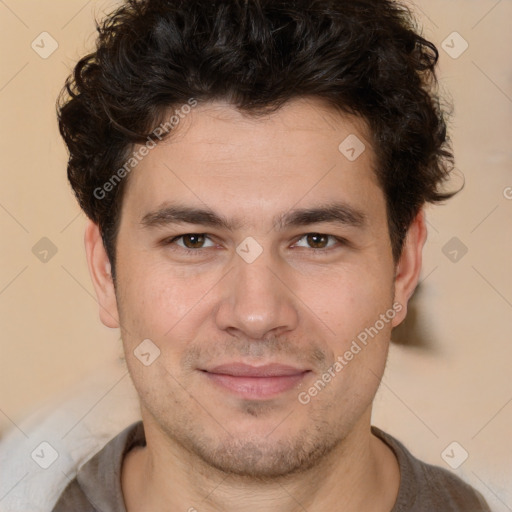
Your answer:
201,363 -> 310,399
206,363 -> 308,377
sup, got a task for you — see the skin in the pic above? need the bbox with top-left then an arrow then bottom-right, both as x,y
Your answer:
85,98 -> 426,511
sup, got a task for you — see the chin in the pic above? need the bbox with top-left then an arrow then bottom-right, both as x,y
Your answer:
180,426 -> 343,480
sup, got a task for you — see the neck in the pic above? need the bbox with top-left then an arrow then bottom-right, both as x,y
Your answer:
121,408 -> 400,512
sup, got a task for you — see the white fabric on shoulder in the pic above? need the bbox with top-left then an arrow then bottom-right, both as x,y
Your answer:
0,361 -> 140,512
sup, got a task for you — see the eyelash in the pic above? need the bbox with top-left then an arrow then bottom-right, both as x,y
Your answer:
163,233 -> 347,256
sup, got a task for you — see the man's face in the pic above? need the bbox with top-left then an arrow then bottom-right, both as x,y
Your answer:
109,99 -> 404,477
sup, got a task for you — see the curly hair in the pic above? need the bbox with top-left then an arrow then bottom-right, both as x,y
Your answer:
57,0 -> 456,278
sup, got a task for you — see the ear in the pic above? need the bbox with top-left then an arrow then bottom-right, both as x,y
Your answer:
84,219 -> 120,328
391,208 -> 427,328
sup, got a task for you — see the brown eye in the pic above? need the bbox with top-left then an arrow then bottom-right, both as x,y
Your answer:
293,233 -> 344,253
181,234 -> 206,249
306,233 -> 329,249
166,234 -> 215,252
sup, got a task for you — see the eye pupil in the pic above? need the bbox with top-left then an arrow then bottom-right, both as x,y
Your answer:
183,234 -> 205,248
307,233 -> 328,249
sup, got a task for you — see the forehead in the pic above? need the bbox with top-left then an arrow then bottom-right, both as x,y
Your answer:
120,98 -> 384,226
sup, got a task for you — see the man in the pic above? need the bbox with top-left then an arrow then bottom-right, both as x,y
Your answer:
53,0 -> 491,510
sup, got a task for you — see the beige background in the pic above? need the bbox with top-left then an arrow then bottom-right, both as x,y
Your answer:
0,0 -> 511,509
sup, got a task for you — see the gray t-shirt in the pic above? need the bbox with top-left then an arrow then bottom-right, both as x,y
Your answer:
51,421 -> 491,511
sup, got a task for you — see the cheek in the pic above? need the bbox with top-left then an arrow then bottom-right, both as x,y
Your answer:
115,255 -> 220,346
307,272 -> 394,408
308,264 -> 395,346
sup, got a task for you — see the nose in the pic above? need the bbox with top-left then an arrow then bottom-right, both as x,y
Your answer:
214,249 -> 300,341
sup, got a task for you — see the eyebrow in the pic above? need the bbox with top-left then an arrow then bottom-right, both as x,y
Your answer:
140,202 -> 366,232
